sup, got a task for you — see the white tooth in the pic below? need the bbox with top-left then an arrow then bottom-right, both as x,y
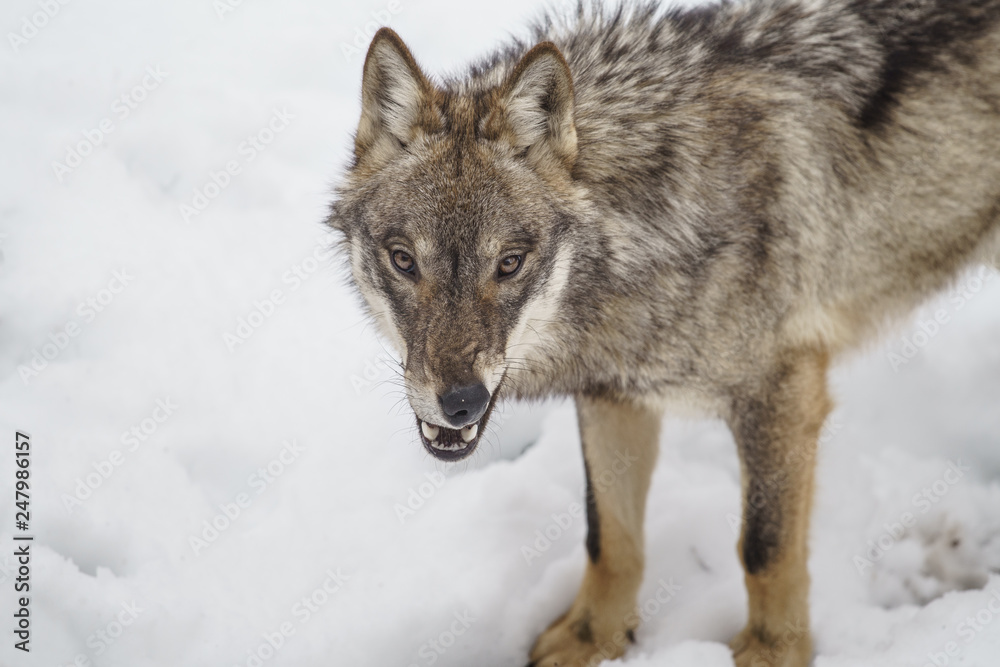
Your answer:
421,422 -> 440,441
461,423 -> 478,443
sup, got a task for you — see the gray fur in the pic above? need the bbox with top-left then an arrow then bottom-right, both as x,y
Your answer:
331,0 -> 1000,415
328,1 -> 1000,663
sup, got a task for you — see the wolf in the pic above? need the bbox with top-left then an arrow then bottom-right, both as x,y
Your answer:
327,0 -> 1000,664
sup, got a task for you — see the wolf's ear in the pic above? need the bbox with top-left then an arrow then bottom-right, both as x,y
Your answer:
356,28 -> 438,164
490,42 -> 577,167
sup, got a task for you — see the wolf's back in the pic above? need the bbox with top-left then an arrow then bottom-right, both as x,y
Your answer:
845,0 -> 1000,127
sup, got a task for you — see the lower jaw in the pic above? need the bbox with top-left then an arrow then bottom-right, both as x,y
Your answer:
418,419 -> 482,461
415,378 -> 502,462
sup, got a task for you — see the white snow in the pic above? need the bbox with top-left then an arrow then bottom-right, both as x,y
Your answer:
1,0 -> 999,666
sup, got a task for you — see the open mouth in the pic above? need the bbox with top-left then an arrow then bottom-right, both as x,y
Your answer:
416,388 -> 500,462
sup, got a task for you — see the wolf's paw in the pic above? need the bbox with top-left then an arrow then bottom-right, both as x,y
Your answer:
527,610 -> 632,667
729,625 -> 811,667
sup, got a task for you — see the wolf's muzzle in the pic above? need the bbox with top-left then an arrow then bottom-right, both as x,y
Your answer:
417,380 -> 501,462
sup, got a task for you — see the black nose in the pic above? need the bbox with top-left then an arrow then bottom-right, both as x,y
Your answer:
439,382 -> 490,427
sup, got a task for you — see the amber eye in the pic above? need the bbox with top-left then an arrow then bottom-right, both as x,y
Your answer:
498,254 -> 523,279
391,250 -> 416,275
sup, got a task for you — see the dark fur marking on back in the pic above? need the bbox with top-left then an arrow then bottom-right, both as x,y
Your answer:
853,0 -> 1000,130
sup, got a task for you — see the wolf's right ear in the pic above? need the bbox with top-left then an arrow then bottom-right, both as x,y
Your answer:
355,28 -> 438,165
487,42 -> 577,168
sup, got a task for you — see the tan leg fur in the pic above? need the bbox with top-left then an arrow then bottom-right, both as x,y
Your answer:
728,349 -> 831,667
529,395 -> 662,667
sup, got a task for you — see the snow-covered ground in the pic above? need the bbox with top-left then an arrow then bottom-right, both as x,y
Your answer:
1,1 -> 999,665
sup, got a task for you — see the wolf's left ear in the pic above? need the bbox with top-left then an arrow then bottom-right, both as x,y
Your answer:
356,28 -> 438,165
489,42 -> 577,168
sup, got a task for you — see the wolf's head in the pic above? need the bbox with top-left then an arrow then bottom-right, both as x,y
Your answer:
329,28 -> 582,461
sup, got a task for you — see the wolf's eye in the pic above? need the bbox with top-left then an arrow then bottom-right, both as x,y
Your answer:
498,254 -> 522,279
391,250 -> 416,275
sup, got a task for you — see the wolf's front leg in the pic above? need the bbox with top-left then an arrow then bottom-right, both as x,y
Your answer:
529,395 -> 661,667
728,349 -> 831,667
